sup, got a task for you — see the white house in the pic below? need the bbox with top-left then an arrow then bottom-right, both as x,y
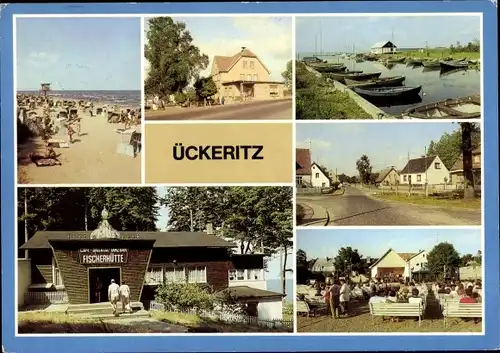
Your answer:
311,258 -> 335,274
399,155 -> 450,185
370,41 -> 397,54
406,251 -> 429,282
210,223 -> 286,321
311,162 -> 331,188
369,249 -> 427,281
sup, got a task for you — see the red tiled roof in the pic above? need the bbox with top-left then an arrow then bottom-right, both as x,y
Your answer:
398,252 -> 418,261
296,148 -> 311,175
213,48 -> 270,74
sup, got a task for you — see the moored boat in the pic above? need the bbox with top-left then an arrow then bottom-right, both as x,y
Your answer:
403,95 -> 481,119
406,59 -> 423,66
440,60 -> 470,70
345,75 -> 405,88
327,71 -> 382,82
422,60 -> 441,68
353,85 -> 422,98
314,65 -> 347,73
386,56 -> 406,63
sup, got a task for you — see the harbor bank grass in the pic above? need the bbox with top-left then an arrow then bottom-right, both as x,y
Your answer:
296,61 -> 371,119
381,50 -> 480,61
296,88 -> 370,119
373,193 -> 481,210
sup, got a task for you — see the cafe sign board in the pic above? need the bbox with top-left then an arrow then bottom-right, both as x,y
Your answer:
79,248 -> 128,264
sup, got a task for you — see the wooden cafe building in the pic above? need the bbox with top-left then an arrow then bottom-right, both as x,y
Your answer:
19,209 -> 283,311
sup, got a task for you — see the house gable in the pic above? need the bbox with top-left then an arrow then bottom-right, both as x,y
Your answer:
369,249 -> 406,269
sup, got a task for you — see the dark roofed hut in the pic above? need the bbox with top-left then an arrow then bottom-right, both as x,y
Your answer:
19,208 -> 271,308
40,83 -> 51,97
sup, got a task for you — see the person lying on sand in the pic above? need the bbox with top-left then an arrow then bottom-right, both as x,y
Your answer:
29,145 -> 62,167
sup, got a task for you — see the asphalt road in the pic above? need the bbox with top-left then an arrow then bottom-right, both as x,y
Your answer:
145,99 -> 293,121
297,186 -> 481,226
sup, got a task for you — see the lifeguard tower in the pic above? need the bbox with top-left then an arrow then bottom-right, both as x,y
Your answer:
40,83 -> 51,97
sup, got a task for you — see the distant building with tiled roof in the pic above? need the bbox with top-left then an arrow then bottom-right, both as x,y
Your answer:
296,148 -> 312,186
399,155 -> 450,185
449,148 -> 481,188
370,41 -> 397,54
210,47 -> 286,102
375,166 -> 399,186
369,248 -> 428,282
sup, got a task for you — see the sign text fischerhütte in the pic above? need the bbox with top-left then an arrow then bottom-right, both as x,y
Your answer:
173,143 -> 264,160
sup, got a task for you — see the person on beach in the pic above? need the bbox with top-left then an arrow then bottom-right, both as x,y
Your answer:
108,279 -> 120,315
119,280 -> 131,313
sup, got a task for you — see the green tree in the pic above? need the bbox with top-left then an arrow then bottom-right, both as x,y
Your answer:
18,187 -> 160,257
281,60 -> 293,90
369,172 -> 380,185
296,249 -> 308,269
333,247 -> 364,278
460,122 -> 478,200
144,17 -> 209,98
427,242 -> 461,279
474,250 -> 482,265
194,76 -> 218,102
426,124 -> 480,170
163,187 -> 293,294
356,155 -> 372,184
460,253 -> 474,266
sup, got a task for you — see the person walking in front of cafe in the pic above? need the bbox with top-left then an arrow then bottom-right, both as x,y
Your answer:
95,277 -> 103,303
119,280 -> 132,313
108,279 -> 120,315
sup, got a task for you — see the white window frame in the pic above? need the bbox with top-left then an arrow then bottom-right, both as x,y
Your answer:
165,267 -> 186,283
187,266 -> 207,284
146,266 -> 164,285
229,269 -> 264,281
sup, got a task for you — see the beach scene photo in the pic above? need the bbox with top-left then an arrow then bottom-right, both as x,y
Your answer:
144,16 -> 293,120
16,17 -> 142,184
295,15 -> 481,120
296,229 -> 483,333
296,122 -> 482,226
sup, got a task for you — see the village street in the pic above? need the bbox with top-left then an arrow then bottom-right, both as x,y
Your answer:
145,99 -> 292,121
297,186 -> 481,226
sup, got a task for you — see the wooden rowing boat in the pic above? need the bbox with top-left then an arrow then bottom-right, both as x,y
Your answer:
345,75 -> 405,88
422,60 -> 441,68
327,71 -> 381,82
314,65 -> 347,73
353,85 -> 422,98
440,60 -> 470,70
403,95 -> 481,119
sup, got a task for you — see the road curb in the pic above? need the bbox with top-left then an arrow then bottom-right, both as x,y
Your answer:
297,202 -> 329,227
369,194 -> 482,213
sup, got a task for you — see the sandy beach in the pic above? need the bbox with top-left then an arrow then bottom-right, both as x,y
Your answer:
17,96 -> 141,184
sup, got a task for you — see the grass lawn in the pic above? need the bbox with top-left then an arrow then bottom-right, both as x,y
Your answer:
152,311 -> 293,333
380,50 -> 480,60
297,299 -> 482,333
296,88 -> 371,119
373,193 -> 481,210
18,312 -> 153,334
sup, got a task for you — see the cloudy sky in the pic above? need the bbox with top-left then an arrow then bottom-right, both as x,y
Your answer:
296,122 -> 465,176
144,16 -> 292,81
297,228 -> 482,259
16,18 -> 141,91
296,15 -> 480,53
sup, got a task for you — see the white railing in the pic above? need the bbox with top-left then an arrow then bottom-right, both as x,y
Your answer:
146,301 -> 292,330
25,291 -> 69,305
